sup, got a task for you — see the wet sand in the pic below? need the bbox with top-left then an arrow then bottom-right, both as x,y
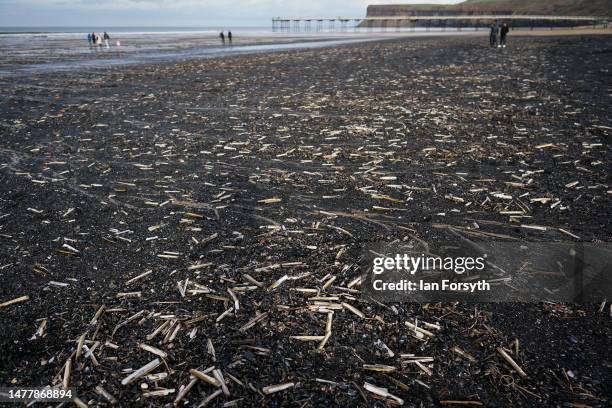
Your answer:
3,27 -> 609,75
0,35 -> 611,406
512,27 -> 612,36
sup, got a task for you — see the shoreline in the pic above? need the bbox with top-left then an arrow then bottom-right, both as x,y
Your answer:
1,27 -> 611,76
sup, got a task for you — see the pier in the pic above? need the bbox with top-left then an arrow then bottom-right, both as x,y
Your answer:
272,15 -> 610,32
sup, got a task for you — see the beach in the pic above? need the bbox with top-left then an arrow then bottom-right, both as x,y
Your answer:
3,26 -> 610,75
0,28 -> 465,73
0,33 -> 611,406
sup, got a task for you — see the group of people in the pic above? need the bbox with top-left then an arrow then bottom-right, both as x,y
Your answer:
219,31 -> 232,44
489,21 -> 510,48
87,32 -> 113,48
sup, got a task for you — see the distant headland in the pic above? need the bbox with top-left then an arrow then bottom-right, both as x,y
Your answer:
366,0 -> 612,18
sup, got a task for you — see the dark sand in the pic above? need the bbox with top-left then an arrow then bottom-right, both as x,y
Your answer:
0,35 -> 611,406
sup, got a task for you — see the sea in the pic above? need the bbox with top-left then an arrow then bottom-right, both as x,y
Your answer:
0,26 -> 475,76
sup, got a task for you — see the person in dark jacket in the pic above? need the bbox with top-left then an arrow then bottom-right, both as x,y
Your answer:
500,23 -> 509,48
228,31 -> 232,43
489,20 -> 499,47
219,31 -> 225,44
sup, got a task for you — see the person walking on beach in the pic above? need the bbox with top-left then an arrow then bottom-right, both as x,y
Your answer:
219,31 -> 225,45
92,32 -> 101,50
489,20 -> 499,48
87,32 -> 92,46
103,31 -> 111,48
500,23 -> 509,48
228,31 -> 232,44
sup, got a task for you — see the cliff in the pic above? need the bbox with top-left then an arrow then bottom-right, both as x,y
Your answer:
365,0 -> 612,17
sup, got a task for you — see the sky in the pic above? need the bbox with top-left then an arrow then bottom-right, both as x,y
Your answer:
0,0 -> 464,27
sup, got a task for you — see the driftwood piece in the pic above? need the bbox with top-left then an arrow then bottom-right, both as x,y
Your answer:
121,359 -> 161,386
497,347 -> 527,378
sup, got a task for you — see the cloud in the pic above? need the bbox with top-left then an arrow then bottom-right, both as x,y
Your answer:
0,0 -> 465,26
8,0 -> 374,12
